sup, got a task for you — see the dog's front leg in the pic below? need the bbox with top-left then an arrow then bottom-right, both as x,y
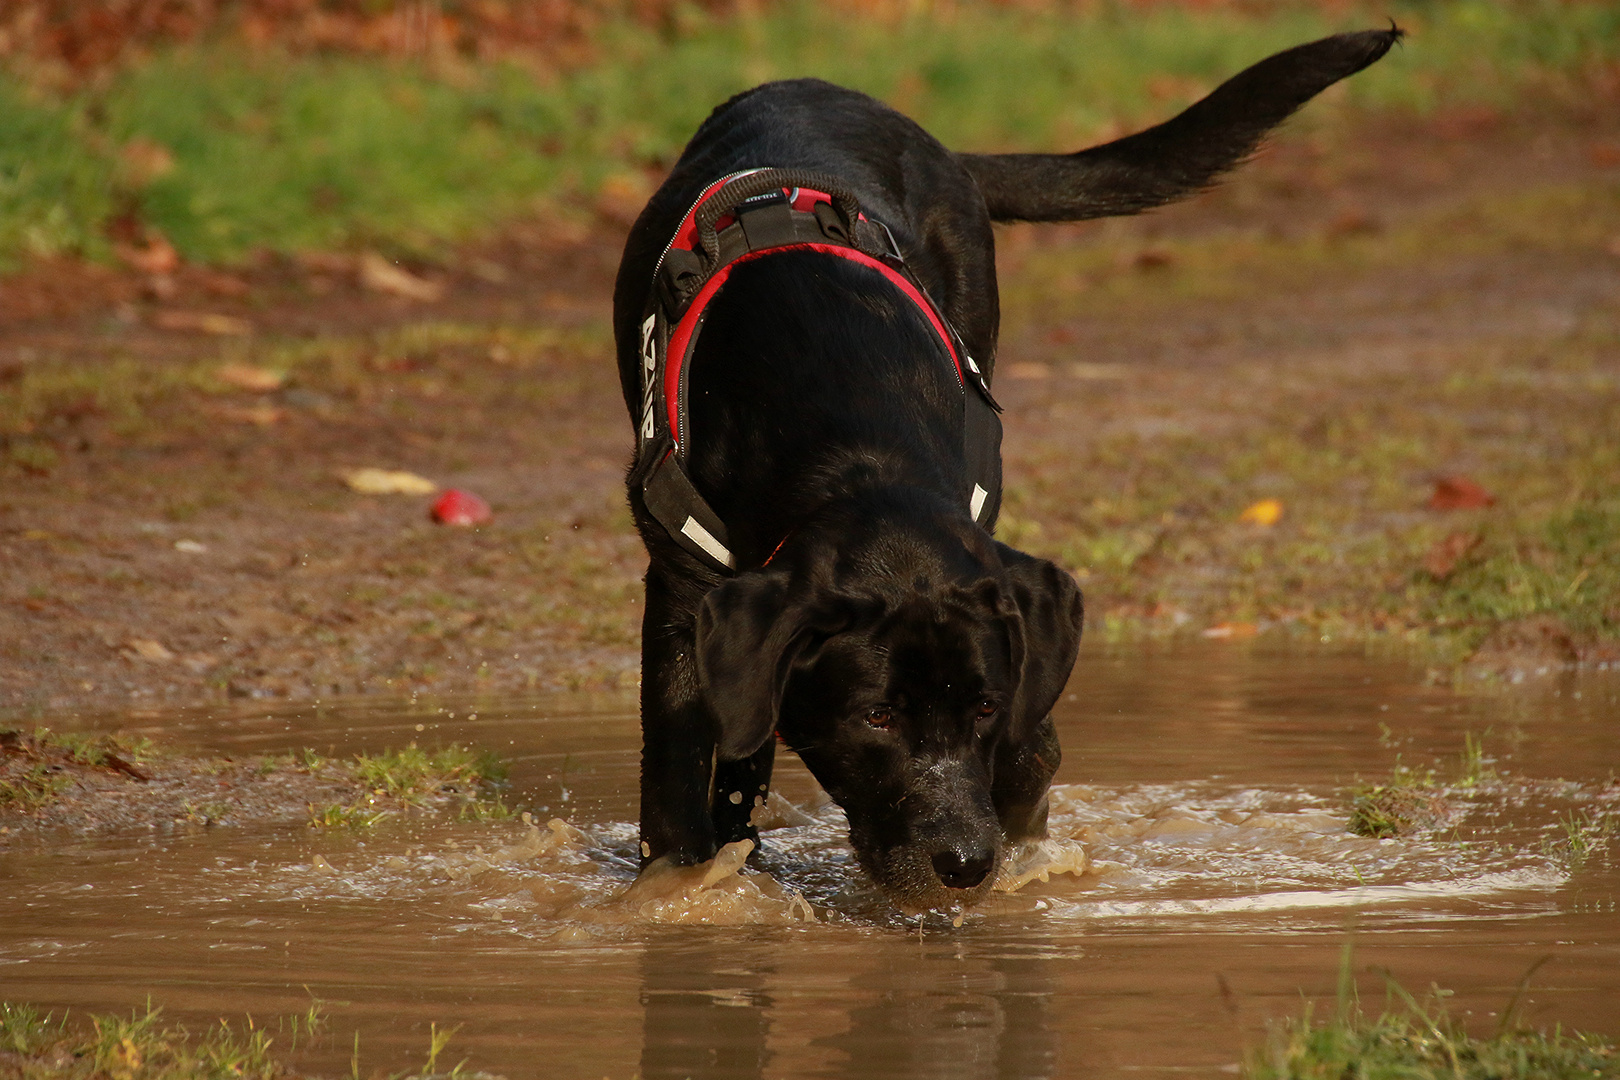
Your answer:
638,568 -> 721,869
711,739 -> 775,852
991,714 -> 1062,843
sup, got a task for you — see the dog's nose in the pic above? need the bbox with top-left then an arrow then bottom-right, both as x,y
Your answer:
931,848 -> 995,890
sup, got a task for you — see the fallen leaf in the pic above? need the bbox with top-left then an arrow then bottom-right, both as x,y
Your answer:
1325,208 -> 1380,238
120,137 -> 175,186
1067,362 -> 1130,380
124,638 -> 174,663
114,230 -> 179,275
152,310 -> 253,336
341,467 -> 437,495
1239,498 -> 1284,526
297,251 -> 357,274
1588,142 -> 1620,169
217,403 -> 283,426
181,653 -> 217,674
1132,248 -> 1176,271
200,272 -> 251,298
1423,531 -> 1481,580
1202,622 -> 1259,640
1005,362 -> 1051,380
359,253 -> 443,301
215,362 -> 285,392
431,488 -> 493,526
1429,475 -> 1496,510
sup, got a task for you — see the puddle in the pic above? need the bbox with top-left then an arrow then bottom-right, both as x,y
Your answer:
3,646 -> 1618,1078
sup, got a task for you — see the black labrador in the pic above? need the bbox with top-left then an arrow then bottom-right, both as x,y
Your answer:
613,28 -> 1398,910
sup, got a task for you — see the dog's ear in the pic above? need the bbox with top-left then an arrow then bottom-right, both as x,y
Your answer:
695,572 -> 846,761
995,543 -> 1084,739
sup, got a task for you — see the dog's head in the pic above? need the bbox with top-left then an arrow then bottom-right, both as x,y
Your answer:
696,509 -> 1082,910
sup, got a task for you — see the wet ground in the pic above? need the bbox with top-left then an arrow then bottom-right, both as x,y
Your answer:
3,648 -> 1616,1078
4,108 -> 1619,714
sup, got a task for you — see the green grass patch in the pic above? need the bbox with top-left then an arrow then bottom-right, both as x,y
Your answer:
309,741 -> 513,827
1544,807 -> 1615,871
0,727 -> 157,812
3,0 -> 1618,265
306,801 -> 389,830
1247,951 -> 1619,1079
1346,761 -> 1451,838
0,761 -> 74,811
0,999 -> 319,1080
0,998 -> 483,1079
350,741 -> 506,804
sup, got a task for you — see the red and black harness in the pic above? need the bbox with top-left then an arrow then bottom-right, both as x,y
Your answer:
633,167 -> 1002,573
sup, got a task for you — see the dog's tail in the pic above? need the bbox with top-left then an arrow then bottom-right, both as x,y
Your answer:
957,28 -> 1400,223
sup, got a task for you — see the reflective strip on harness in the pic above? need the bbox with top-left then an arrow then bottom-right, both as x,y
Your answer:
680,516 -> 734,569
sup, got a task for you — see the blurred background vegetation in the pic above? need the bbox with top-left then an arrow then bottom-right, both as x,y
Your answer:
3,0 -> 1618,267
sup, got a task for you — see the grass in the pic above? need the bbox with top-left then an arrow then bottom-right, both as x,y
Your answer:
0,727 -> 156,810
0,999 -> 489,1079
2,0 -> 1618,266
1246,951 -> 1620,1079
349,742 -> 506,803
1345,730 -> 1505,838
0,1000 -> 315,1080
309,742 -> 514,828
1347,759 -> 1448,839
0,762 -> 74,810
1543,807 -> 1615,871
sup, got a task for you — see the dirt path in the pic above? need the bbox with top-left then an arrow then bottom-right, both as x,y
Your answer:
3,108 -> 1618,716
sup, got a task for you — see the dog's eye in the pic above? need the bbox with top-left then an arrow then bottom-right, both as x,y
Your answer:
864,707 -> 894,729
975,699 -> 998,722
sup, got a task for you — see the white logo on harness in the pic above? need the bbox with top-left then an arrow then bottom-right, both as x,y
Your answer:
640,314 -> 657,442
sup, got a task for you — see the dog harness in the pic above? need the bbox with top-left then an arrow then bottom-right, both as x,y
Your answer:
633,167 -> 1002,573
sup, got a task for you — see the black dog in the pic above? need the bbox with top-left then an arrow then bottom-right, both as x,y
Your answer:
613,29 -> 1397,910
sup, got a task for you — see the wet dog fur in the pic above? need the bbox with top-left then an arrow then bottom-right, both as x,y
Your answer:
612,29 -> 1399,910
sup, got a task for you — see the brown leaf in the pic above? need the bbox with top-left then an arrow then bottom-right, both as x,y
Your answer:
359,253 -> 443,301
119,138 -> 175,187
1429,475 -> 1496,511
1422,531 -> 1481,580
153,310 -> 253,336
114,230 -> 179,275
1005,362 -> 1051,380
1201,621 -> 1259,640
124,638 -> 174,663
1132,248 -> 1176,271
215,362 -> 284,392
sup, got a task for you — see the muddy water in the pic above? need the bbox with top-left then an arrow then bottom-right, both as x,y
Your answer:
3,647 -> 1618,1078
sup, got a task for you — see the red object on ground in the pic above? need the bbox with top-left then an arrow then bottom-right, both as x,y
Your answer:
431,488 -> 492,526
1428,475 -> 1496,511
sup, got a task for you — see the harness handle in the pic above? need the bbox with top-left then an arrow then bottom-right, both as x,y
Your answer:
693,168 -> 864,266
